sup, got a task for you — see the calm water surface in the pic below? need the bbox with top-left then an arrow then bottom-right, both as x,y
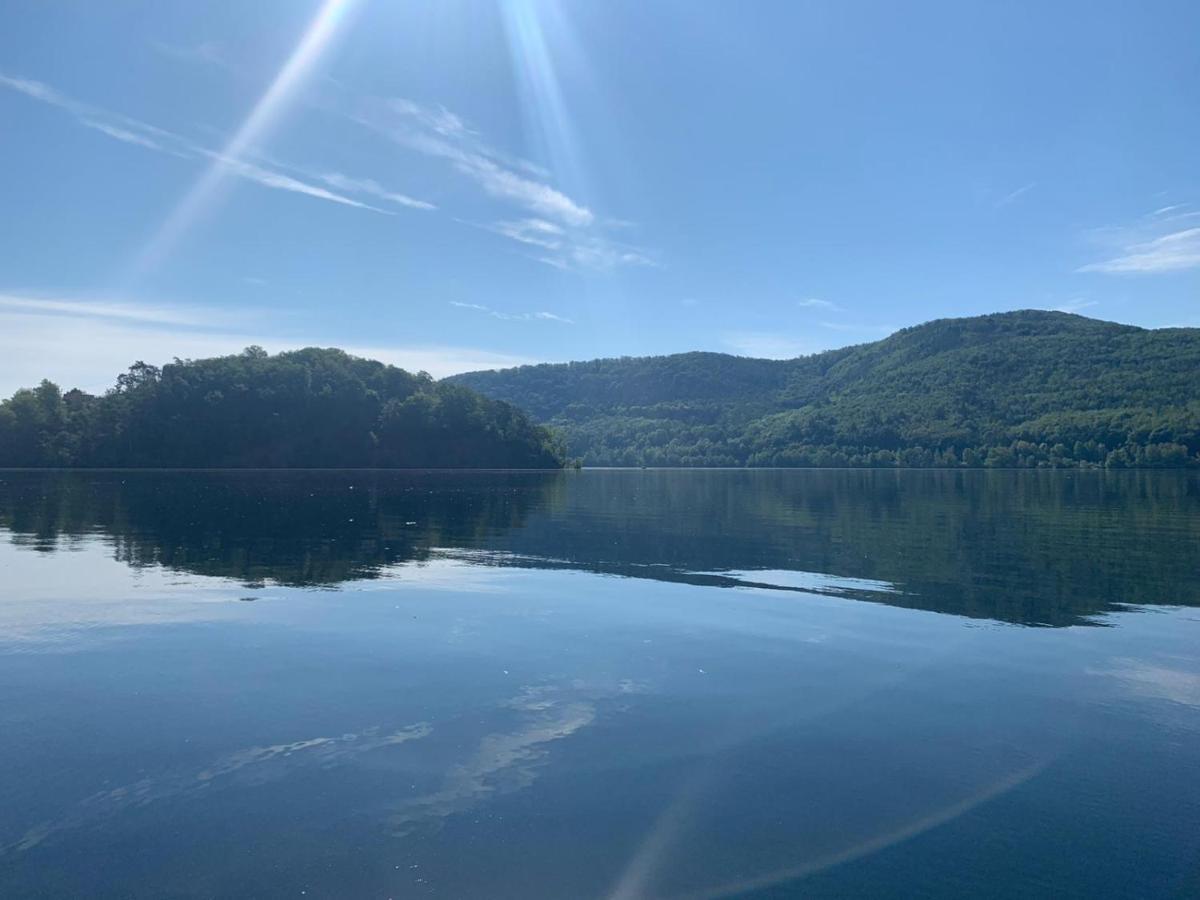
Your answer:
1,469 -> 1198,898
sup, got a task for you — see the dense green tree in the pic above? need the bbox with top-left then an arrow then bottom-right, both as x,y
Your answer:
452,311 -> 1200,468
0,348 -> 563,469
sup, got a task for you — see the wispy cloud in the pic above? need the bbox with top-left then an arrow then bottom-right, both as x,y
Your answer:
0,297 -> 545,395
3,69 -> 649,274
796,297 -> 840,311
0,73 -> 404,217
1,73 -> 82,112
362,100 -> 593,227
150,39 -> 469,206
487,218 -> 564,250
553,237 -> 655,272
208,153 -> 389,212
486,219 -> 655,273
449,300 -> 573,324
995,182 -> 1036,207
462,154 -> 593,227
384,97 -> 548,177
317,172 -> 436,210
78,119 -> 165,151
1146,205 -> 1200,226
389,97 -> 475,140
348,94 -> 653,271
0,293 -> 240,328
1,74 -> 180,148
1079,227 -> 1200,274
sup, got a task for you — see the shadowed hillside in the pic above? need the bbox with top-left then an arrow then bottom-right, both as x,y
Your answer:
0,347 -> 564,469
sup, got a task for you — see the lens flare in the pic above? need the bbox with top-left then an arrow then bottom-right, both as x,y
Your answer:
129,0 -> 355,280
500,0 -> 589,211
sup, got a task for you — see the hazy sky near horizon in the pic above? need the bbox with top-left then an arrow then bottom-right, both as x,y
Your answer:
1,0 -> 1198,394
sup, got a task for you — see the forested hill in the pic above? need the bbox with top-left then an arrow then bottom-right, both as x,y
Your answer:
0,348 -> 563,468
450,311 -> 1200,468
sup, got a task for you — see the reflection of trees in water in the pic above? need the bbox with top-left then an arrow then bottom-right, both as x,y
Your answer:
487,469 -> 1200,626
0,471 -> 567,586
1,469 -> 1197,626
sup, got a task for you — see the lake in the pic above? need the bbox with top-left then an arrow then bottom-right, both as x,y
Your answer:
0,469 -> 1198,898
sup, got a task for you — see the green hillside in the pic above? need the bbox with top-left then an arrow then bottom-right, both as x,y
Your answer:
450,311 -> 1200,468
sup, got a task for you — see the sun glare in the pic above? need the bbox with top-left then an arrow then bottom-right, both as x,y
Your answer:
128,0 -> 356,281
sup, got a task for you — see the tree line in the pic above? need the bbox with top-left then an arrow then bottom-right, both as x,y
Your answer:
0,347 -> 564,468
452,310 -> 1200,468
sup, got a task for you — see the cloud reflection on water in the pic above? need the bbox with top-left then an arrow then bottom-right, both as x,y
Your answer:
4,723 -> 432,855
1,679 -> 641,858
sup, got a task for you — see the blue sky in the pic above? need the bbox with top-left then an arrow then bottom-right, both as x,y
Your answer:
1,0 -> 1198,394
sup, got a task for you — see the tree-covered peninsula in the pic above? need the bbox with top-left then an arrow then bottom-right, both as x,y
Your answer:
0,347 -> 564,469
452,311 -> 1200,468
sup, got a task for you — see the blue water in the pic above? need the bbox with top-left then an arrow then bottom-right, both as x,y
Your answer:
0,469 -> 1197,898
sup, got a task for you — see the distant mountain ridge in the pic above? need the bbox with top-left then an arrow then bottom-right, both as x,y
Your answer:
450,311 -> 1200,468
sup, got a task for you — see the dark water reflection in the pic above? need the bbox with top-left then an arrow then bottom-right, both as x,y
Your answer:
0,470 -> 1198,898
3,468 -> 1199,624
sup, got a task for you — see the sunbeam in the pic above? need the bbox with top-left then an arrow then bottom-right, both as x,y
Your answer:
499,0 -> 590,216
127,0 -> 356,281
